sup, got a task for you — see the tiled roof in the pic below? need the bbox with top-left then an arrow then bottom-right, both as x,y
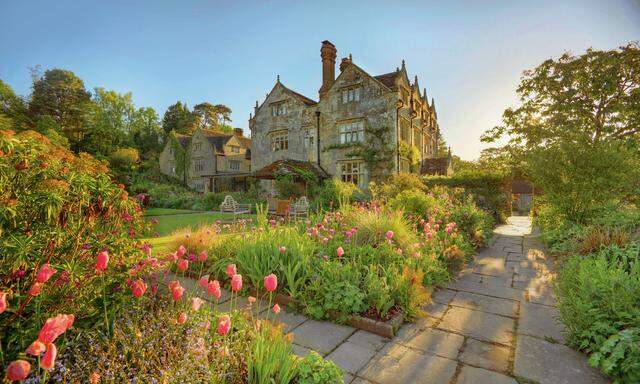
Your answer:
374,71 -> 400,89
281,85 -> 318,106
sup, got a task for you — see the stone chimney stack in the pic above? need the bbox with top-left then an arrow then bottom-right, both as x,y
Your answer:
319,40 -> 337,99
233,128 -> 243,137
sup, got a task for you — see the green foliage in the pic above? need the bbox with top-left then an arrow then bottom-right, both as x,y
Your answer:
296,351 -> 343,384
371,173 -> 426,200
109,147 -> 140,169
275,174 -> 304,199
388,189 -> 439,217
248,325 -> 298,384
162,101 -> 197,136
316,178 -> 361,209
588,328 -> 640,384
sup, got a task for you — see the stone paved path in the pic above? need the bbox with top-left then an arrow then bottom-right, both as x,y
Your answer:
174,216 -> 610,383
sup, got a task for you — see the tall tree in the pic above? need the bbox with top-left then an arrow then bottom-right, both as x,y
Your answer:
29,69 -> 92,151
82,88 -> 135,157
162,101 -> 196,135
0,79 -> 31,130
131,107 -> 162,154
214,104 -> 232,128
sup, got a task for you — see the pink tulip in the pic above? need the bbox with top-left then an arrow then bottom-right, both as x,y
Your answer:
279,246 -> 286,254
172,285 -> 185,301
191,297 -> 204,311
36,263 -> 57,283
0,291 -> 7,314
231,274 -> 242,292
38,314 -> 74,344
198,275 -> 209,288
95,250 -> 109,273
131,279 -> 147,298
207,280 -> 222,300
198,251 -> 208,262
177,259 -> 189,272
217,315 -> 231,335
29,282 -> 42,297
6,360 -> 31,381
176,245 -> 187,258
177,312 -> 187,324
336,247 -> 344,257
26,340 -> 46,356
41,343 -> 57,370
226,264 -> 237,278
386,230 -> 394,240
273,303 -> 281,314
264,274 -> 277,292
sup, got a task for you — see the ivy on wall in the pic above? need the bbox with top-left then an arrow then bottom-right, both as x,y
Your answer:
168,133 -> 191,186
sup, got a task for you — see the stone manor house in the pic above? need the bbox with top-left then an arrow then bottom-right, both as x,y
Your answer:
160,40 -> 450,194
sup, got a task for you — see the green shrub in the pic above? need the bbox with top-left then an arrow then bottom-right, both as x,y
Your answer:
248,324 -> 299,384
275,174 -> 305,199
388,189 -> 440,218
372,173 -> 426,200
316,178 -> 361,209
109,147 -> 140,169
296,351 -> 343,384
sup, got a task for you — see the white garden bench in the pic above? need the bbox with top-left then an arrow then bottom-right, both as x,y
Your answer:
291,196 -> 310,219
219,195 -> 251,218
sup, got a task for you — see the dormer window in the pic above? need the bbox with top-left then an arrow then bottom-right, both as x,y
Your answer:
229,145 -> 240,153
271,103 -> 287,116
342,87 -> 361,103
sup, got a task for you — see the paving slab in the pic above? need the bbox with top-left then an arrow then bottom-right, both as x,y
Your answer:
448,280 -> 524,301
359,343 -> 458,384
432,287 -> 457,305
459,338 -> 511,372
518,301 -> 565,343
293,319 -> 356,355
258,307 -> 308,333
422,301 -> 448,318
514,335 -> 608,384
292,343 -> 313,357
395,328 -> 464,359
438,306 -> 515,346
473,257 -> 508,277
455,365 -> 518,384
346,330 -> 389,351
326,341 -> 377,374
450,291 -> 518,317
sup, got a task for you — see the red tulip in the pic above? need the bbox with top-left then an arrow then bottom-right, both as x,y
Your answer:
95,250 -> 109,273
198,251 -> 208,262
264,274 -> 277,292
6,360 -> 30,381
131,279 -> 147,298
279,246 -> 286,254
171,285 -> 185,301
386,230 -> 394,240
38,314 -> 74,344
36,263 -> 57,283
41,343 -> 57,370
198,275 -> 209,288
207,280 -> 221,300
177,259 -> 189,272
226,264 -> 237,278
177,312 -> 187,324
168,280 -> 180,291
0,291 -> 7,314
26,340 -> 46,356
217,315 -> 231,335
29,282 -> 42,297
336,247 -> 344,258
231,274 -> 242,292
191,297 -> 203,311
273,303 -> 281,314
176,245 -> 186,258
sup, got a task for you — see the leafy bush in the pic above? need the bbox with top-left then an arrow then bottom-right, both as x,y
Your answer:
315,178 -> 361,209
109,147 -> 140,169
372,173 -> 426,200
388,189 -> 440,218
0,130 -> 148,362
248,324 -> 298,384
296,351 -> 343,384
275,174 -> 305,199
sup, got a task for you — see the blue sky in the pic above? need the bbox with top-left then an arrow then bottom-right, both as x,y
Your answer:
1,0 -> 639,159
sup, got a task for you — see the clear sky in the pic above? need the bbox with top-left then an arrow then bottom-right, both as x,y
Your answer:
1,0 -> 639,159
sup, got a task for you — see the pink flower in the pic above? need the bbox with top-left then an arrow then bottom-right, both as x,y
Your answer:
168,280 -> 181,291
95,250 -> 109,273
198,251 -> 208,262
177,312 -> 187,324
171,285 -> 185,301
217,315 -> 231,335
264,274 -> 277,292
226,264 -> 237,279
41,343 -> 57,370
191,297 -> 204,311
336,247 -> 344,258
386,230 -> 394,240
29,282 -> 42,297
279,246 -> 286,254
273,303 -> 281,314
6,360 -> 31,381
38,314 -> 74,344
131,279 -> 147,298
231,274 -> 242,292
26,340 -> 46,356
198,275 -> 209,288
0,291 -> 7,314
176,245 -> 187,258
207,280 -> 222,300
36,263 -> 57,283
177,259 -> 188,272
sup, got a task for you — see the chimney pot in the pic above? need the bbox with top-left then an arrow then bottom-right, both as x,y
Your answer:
319,40 -> 337,99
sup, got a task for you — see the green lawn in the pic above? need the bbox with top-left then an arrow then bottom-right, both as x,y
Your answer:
145,211 -> 254,237
143,208 -> 200,216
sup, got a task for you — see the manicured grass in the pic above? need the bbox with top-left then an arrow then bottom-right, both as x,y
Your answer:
144,208 -> 199,216
146,212 -> 254,237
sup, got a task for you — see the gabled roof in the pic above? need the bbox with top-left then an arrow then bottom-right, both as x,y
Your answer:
374,71 -> 400,89
237,136 -> 252,149
281,84 -> 317,106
